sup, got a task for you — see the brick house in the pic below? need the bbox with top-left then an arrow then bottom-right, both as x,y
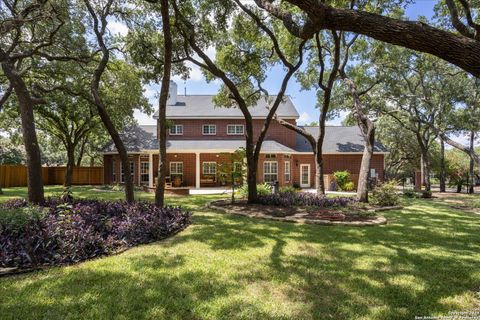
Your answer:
102,81 -> 387,190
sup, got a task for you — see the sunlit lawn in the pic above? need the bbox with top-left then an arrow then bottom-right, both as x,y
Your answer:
0,186 -> 479,319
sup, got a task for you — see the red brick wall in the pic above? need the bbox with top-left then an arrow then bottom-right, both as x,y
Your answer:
165,153 -> 196,187
166,119 -> 297,148
104,152 -> 385,188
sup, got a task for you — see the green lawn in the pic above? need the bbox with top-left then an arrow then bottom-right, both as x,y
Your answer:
1,186 -> 479,319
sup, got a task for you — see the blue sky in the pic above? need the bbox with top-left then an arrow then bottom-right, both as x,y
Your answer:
134,0 -> 437,126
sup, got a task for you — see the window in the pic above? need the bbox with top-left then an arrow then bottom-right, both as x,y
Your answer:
202,124 -> 216,135
265,154 -> 276,159
140,161 -> 149,185
170,162 -> 183,175
227,124 -> 244,135
264,161 -> 278,183
170,124 -> 183,135
121,161 -> 134,183
284,161 -> 291,182
203,162 -> 217,175
233,162 -> 243,173
112,159 -> 116,182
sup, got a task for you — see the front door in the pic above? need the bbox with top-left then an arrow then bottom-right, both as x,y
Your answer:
300,164 -> 310,188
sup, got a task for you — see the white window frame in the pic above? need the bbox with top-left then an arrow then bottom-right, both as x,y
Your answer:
169,124 -> 183,135
233,162 -> 243,173
112,159 -> 117,182
121,161 -> 134,183
170,162 -> 183,175
202,161 -> 217,175
227,124 -> 244,135
264,161 -> 278,183
284,161 -> 291,182
140,161 -> 149,185
202,124 -> 216,135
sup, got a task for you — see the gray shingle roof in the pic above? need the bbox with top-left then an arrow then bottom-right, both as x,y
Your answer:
295,126 -> 388,153
102,125 -> 387,154
153,95 -> 299,119
102,125 -> 297,153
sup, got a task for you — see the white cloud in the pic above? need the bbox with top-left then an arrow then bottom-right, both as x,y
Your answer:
297,112 -> 311,125
108,21 -> 128,36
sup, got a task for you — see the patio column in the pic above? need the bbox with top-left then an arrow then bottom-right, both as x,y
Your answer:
148,153 -> 154,188
195,152 -> 200,189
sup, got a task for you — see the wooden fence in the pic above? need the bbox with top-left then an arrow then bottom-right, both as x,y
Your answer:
0,165 -> 103,187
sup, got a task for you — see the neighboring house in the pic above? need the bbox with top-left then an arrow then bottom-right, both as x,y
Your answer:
102,81 -> 387,189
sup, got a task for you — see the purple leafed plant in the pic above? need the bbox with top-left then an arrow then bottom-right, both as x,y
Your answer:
256,192 -> 354,208
0,198 -> 191,269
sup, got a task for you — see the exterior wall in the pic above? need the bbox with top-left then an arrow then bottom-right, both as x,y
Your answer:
103,154 -> 140,186
161,153 -> 197,187
103,152 -> 385,189
167,119 -> 297,148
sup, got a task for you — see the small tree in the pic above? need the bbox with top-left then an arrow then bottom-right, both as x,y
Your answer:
217,149 -> 246,204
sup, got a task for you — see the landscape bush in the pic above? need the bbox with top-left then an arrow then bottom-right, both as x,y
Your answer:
343,181 -> 355,191
421,190 -> 433,199
238,183 -> 272,198
0,198 -> 191,269
371,181 -> 400,207
403,188 -> 417,198
333,171 -> 351,191
256,192 -> 353,208
278,186 -> 296,194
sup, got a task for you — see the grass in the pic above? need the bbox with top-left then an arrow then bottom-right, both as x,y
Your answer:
1,186 -> 480,319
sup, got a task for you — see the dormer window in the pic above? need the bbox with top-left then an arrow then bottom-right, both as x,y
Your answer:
202,124 -> 216,135
170,124 -> 183,135
227,124 -> 244,135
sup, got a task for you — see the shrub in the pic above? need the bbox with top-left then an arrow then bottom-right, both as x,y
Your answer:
237,183 -> 272,198
256,192 -> 353,208
279,186 -> 296,194
421,190 -> 433,199
333,171 -> 351,191
0,198 -> 191,269
343,181 -> 355,191
371,181 -> 399,207
0,206 -> 47,231
403,188 -> 417,198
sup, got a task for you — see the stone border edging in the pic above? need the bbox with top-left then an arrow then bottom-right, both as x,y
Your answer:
207,200 -> 392,227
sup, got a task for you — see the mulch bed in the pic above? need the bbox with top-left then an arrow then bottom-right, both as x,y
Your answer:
208,200 -> 396,226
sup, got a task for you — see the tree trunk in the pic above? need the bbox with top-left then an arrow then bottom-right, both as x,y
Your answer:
340,76 -> 375,203
315,150 -> 325,194
468,130 -> 475,194
457,184 -> 462,193
64,143 -> 75,187
257,0 -> 480,77
155,0 -> 172,207
85,0 -> 134,203
357,125 -> 375,202
1,62 -> 44,204
439,138 -> 446,193
76,138 -> 87,167
246,144 -> 258,203
420,150 -> 431,191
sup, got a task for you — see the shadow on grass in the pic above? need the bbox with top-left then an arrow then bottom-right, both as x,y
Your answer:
0,195 -> 479,319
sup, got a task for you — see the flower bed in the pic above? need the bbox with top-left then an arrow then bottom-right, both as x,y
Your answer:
255,192 -> 353,208
0,198 -> 191,269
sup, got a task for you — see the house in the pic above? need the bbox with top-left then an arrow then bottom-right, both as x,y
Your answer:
102,81 -> 387,190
